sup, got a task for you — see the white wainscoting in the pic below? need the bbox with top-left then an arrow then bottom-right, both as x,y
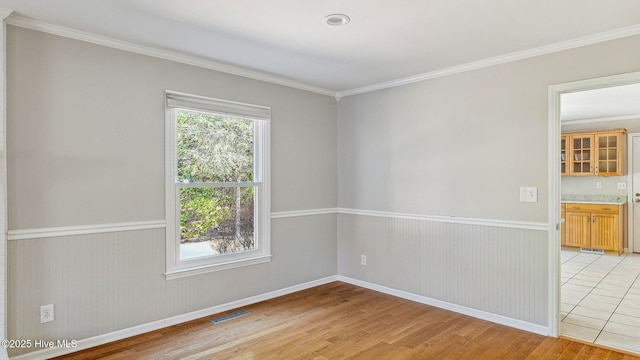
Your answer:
9,276 -> 339,360
338,276 -> 548,335
7,208 -> 550,358
7,211 -> 338,358
337,211 -> 550,329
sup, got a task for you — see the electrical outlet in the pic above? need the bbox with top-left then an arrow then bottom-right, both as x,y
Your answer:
40,304 -> 54,323
360,255 -> 367,266
596,181 -> 602,189
617,182 -> 627,190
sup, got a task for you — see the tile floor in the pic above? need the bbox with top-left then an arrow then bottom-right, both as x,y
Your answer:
561,248 -> 640,354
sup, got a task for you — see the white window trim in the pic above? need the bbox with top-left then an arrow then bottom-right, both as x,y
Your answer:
164,90 -> 271,280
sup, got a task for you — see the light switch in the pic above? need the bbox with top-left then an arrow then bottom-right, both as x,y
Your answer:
520,187 -> 538,203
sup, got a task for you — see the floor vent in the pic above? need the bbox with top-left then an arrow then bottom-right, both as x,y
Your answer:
580,247 -> 604,255
210,310 -> 250,324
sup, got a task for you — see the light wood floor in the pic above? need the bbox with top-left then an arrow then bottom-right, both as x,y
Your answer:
55,282 -> 639,360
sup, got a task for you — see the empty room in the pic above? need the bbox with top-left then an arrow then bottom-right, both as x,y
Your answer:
1,1 -> 640,359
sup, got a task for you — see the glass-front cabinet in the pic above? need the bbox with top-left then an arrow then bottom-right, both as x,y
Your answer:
561,135 -> 568,176
571,134 -> 594,176
562,129 -> 625,177
596,132 -> 621,176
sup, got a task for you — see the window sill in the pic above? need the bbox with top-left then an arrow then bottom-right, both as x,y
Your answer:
165,254 -> 272,280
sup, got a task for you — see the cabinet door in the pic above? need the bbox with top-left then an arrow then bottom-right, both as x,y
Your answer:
595,133 -> 622,176
591,213 -> 618,251
565,212 -> 591,248
561,136 -> 569,176
570,135 -> 594,176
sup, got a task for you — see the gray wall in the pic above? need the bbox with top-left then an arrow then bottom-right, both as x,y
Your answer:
6,26 -> 337,357
337,34 -> 640,327
8,27 -> 337,229
8,18 -> 640,358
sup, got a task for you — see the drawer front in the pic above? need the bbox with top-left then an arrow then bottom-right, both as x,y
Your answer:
564,203 -> 619,213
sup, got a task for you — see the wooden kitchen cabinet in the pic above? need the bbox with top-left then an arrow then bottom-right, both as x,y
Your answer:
563,203 -> 625,254
561,136 -> 569,176
570,134 -> 594,176
565,211 -> 591,248
591,212 -> 619,251
595,132 -> 624,176
562,129 -> 626,177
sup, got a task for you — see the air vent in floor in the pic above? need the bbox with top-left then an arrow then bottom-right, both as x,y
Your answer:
210,310 -> 250,324
580,247 -> 604,255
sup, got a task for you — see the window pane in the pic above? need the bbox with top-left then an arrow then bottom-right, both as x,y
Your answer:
177,110 -> 254,183
179,187 -> 255,260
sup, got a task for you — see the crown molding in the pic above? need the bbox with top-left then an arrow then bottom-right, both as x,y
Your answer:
336,24 -> 640,98
0,8 -> 12,20
5,15 -> 337,98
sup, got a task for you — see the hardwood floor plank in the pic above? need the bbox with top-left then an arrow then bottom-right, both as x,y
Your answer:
345,341 -> 413,359
558,341 -> 587,359
54,282 -> 639,360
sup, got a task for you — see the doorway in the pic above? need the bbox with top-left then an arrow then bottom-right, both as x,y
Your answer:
629,134 -> 640,253
549,72 -> 640,353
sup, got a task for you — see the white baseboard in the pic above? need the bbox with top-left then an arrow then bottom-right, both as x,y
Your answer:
10,276 -> 339,360
337,276 -> 549,336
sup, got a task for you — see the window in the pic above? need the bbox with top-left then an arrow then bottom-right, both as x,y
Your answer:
165,91 -> 270,279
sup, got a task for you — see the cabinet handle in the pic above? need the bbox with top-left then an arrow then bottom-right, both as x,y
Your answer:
601,208 -> 611,210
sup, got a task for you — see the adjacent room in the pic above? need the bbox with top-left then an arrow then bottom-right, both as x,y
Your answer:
1,1 -> 640,359
558,84 -> 640,350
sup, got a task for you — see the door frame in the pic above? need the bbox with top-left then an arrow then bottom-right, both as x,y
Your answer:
628,132 -> 640,254
548,70 -> 640,337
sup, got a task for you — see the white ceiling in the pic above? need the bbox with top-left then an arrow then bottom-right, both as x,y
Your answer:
561,83 -> 640,122
1,0 -> 640,93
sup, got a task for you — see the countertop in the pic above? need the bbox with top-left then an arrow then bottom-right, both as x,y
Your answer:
561,194 -> 627,205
